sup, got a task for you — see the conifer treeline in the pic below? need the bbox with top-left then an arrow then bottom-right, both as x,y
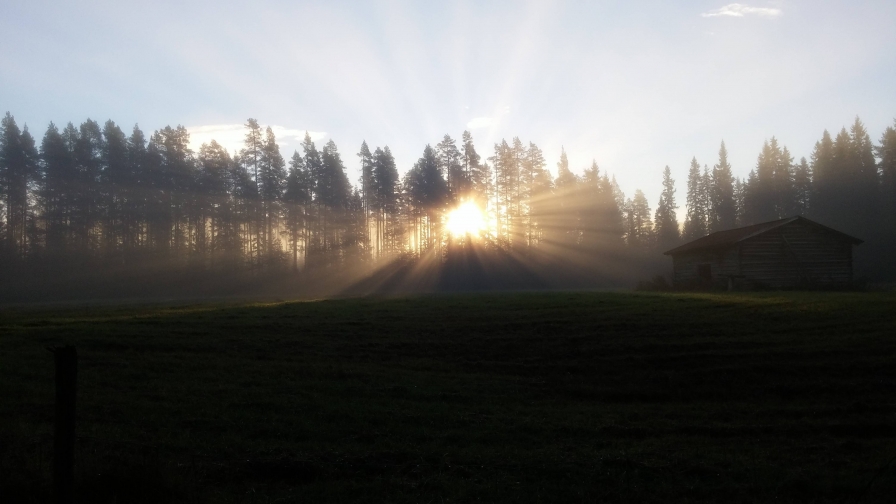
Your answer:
1,113 -> 895,284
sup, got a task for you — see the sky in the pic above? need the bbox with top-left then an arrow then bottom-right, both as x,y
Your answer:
2,0 -> 895,219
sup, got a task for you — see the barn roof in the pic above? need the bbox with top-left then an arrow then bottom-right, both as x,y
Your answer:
663,216 -> 863,256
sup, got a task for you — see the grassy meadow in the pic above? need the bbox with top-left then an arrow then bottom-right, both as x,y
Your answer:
1,291 -> 895,502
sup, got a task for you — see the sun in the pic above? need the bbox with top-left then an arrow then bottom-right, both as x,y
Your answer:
446,201 -> 486,238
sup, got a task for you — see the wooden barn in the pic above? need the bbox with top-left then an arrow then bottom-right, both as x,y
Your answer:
664,216 -> 863,289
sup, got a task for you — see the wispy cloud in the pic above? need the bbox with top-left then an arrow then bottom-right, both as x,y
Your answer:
701,3 -> 782,18
187,124 -> 327,154
466,117 -> 495,130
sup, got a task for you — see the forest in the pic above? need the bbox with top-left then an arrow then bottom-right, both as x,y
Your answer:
1,113 -> 894,299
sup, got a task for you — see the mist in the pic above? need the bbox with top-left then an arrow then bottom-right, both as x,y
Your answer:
2,113 -> 893,303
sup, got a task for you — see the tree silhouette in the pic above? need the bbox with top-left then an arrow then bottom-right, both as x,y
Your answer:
259,127 -> 286,262
284,149 -> 311,271
1,113 -> 35,258
876,121 -> 896,241
654,165 -> 680,251
39,122 -> 71,258
682,157 -> 707,241
372,146 -> 400,257
709,141 -> 736,232
100,120 -> 128,260
793,157 -> 811,216
551,147 -> 579,247
624,189 -> 653,249
436,134 -> 464,199
357,141 -> 374,252
809,129 -> 836,227
406,145 -> 447,253
462,131 -> 484,201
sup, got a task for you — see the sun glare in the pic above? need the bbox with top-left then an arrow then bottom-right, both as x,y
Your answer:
446,201 -> 486,238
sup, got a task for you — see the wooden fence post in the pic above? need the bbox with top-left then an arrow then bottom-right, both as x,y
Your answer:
50,346 -> 77,504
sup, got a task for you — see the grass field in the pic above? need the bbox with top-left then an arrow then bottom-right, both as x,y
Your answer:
2,291 -> 895,502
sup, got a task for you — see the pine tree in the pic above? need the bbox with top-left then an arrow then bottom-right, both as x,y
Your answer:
754,140 -> 776,220
20,126 -> 40,257
143,128 -> 165,253
301,132 -> 323,264
654,165 -> 680,251
555,147 -> 577,192
357,141 -> 373,251
101,120 -> 129,258
682,157 -> 707,240
745,138 -> 791,224
373,146 -> 400,256
602,174 -> 625,247
733,177 -> 746,226
809,130 -> 836,225
436,134 -> 463,198
793,157 -> 811,216
39,122 -> 71,257
319,139 -> 352,265
258,127 -> 285,261
833,127 -> 853,208
343,189 -> 368,263
229,152 -> 256,263
526,144 -> 552,248
875,121 -> 896,239
151,125 -> 193,258
125,125 -> 148,255
624,189 -> 653,248
197,140 -> 234,265
510,137 -> 527,245
284,150 -> 311,271
814,127 -> 855,232
710,141 -> 736,231
702,164 -> 712,228
406,145 -> 447,253
238,120 -> 264,263
849,117 -> 879,239
579,161 -> 602,250
72,119 -> 104,254
241,119 -> 263,192
1,113 -> 31,257
523,142 -> 547,246
851,117 -> 879,193
462,131 -> 486,205
742,169 -> 761,226
0,113 -> 18,254
552,147 -> 578,245
488,140 -> 513,243
772,142 -> 795,218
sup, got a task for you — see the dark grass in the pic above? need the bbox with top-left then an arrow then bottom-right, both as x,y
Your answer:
2,291 -> 895,502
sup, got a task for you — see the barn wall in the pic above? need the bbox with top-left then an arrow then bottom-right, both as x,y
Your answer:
738,221 -> 853,288
670,220 -> 856,289
672,248 -> 738,287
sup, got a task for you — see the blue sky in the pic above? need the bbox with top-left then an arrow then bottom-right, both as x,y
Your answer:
2,0 -> 895,216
